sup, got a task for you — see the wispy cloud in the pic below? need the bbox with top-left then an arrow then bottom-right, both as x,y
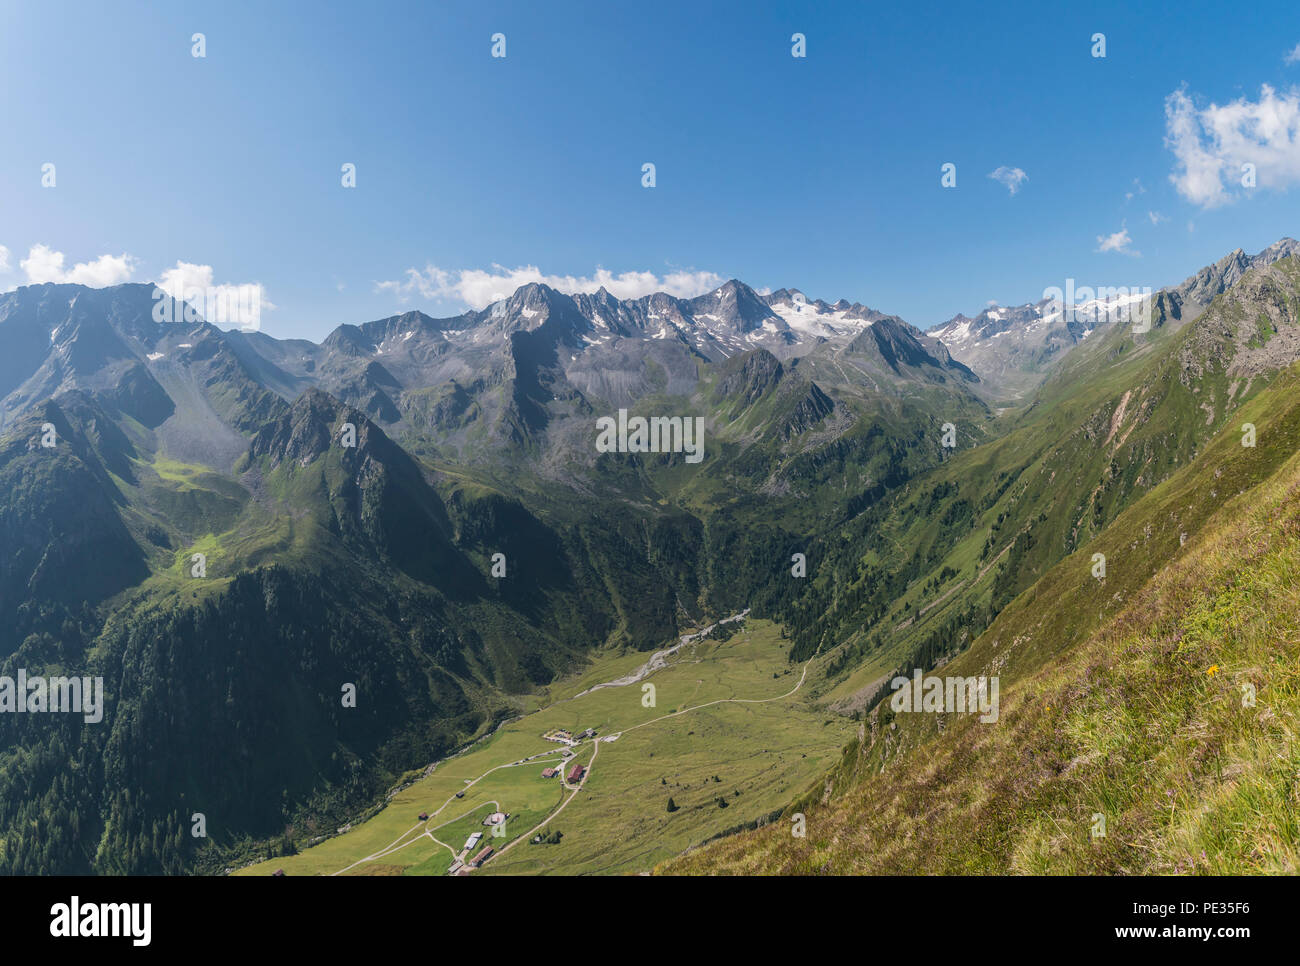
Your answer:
1285,43 -> 1300,65
1165,84 -> 1300,207
988,166 -> 1028,195
377,264 -> 727,310
19,244 -> 136,286
1096,222 -> 1139,256
1147,210 -> 1166,225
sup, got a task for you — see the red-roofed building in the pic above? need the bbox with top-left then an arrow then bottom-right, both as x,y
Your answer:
567,763 -> 585,784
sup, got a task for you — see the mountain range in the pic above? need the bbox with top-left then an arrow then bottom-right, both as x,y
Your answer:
928,238 -> 1300,401
2,239 -> 1299,874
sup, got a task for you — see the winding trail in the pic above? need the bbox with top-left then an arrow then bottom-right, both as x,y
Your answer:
495,740 -> 600,863
482,650 -> 816,872
621,653 -> 812,737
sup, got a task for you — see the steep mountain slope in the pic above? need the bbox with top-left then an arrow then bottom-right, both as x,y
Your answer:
0,283 -> 289,469
664,364 -> 1300,874
663,254 -> 1300,874
0,383 -> 717,873
0,394 -> 149,653
772,251 -> 1300,716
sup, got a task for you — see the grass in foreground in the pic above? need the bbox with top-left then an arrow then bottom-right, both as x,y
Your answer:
663,449 -> 1300,875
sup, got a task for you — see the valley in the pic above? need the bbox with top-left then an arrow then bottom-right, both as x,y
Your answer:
236,618 -> 853,876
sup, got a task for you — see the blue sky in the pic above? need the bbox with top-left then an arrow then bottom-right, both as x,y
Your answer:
2,0 -> 1299,340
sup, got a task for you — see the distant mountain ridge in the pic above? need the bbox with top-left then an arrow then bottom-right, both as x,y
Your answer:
6,241 -> 1296,444
928,238 -> 1300,401
0,276 -> 979,472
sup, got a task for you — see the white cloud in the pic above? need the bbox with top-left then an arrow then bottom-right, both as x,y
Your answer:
156,261 -> 274,331
0,245 -> 10,273
20,244 -> 136,286
988,166 -> 1028,195
377,264 -> 727,310
1096,223 -> 1139,256
1165,84 -> 1300,207
1147,210 -> 1166,225
1286,43 -> 1300,65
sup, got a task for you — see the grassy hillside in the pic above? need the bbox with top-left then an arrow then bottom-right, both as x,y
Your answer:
662,366 -> 1300,875
780,254 -> 1300,718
